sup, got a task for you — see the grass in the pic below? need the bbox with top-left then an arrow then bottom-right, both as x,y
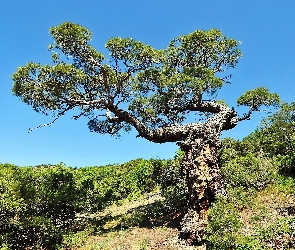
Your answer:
79,227 -> 180,250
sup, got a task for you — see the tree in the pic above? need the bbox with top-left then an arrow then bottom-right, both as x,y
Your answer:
12,22 -> 280,244
242,102 -> 295,176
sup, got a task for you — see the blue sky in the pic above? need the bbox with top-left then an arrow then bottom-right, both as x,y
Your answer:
1,1 -> 295,167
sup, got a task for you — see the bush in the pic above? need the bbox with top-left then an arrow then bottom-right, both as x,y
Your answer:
235,217 -> 295,249
0,159 -> 171,248
17,164 -> 78,227
220,154 -> 278,190
205,196 -> 242,249
273,155 -> 295,177
158,152 -> 187,213
74,166 -> 109,212
240,102 -> 295,176
219,138 -> 246,165
257,218 -> 295,249
115,159 -> 157,200
5,216 -> 63,250
234,236 -> 264,250
0,164 -> 25,229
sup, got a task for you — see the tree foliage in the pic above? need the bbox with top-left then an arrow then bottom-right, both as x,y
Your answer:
241,102 -> 295,175
237,87 -> 280,111
12,22 -> 279,139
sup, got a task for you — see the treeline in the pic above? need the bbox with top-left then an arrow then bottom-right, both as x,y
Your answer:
1,102 -> 295,249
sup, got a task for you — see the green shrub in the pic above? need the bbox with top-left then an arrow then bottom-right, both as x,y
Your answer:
74,167 -> 106,212
240,102 -> 295,177
226,186 -> 256,209
235,236 -> 264,250
115,159 -> 154,199
257,218 -> 295,249
273,155 -> 295,177
220,154 -> 278,190
158,155 -> 187,213
205,197 -> 242,249
122,159 -> 160,195
219,138 -> 245,165
17,164 -> 79,227
276,175 -> 295,195
0,164 -> 25,228
6,216 -> 62,250
62,229 -> 91,249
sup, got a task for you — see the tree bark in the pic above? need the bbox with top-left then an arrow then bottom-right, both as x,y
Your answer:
178,131 -> 227,245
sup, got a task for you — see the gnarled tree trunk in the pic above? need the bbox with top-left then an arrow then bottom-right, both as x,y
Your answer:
178,131 -> 227,245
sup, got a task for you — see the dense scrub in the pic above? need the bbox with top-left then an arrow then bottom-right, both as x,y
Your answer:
0,159 -> 167,249
1,103 -> 295,249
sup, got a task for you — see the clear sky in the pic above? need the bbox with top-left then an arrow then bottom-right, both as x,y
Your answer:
1,1 -> 295,167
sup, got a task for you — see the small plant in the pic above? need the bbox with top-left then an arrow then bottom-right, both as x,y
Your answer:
0,244 -> 9,250
139,237 -> 149,250
62,229 -> 91,249
276,175 -> 295,195
205,196 -> 242,249
92,239 -> 110,250
120,211 -> 146,228
257,218 -> 295,249
251,215 -> 262,222
235,236 -> 264,250
226,186 -> 256,209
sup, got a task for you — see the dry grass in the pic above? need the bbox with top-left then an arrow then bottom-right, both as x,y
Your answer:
78,227 -> 203,250
71,190 -> 206,249
77,227 -> 165,250
98,191 -> 164,218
